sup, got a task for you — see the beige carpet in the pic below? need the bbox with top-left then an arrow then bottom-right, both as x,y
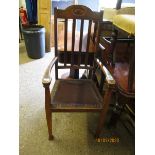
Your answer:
19,42 -> 134,155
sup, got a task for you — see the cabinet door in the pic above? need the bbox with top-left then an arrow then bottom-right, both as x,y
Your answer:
38,0 -> 51,52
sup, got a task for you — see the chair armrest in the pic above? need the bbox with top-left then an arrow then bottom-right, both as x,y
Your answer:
95,58 -> 115,86
42,56 -> 58,86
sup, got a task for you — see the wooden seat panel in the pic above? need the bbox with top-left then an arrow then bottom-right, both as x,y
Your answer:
51,79 -> 103,110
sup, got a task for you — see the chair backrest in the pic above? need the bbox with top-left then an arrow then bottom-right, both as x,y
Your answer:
54,5 -> 103,79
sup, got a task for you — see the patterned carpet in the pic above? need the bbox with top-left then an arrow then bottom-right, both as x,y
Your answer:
19,42 -> 134,155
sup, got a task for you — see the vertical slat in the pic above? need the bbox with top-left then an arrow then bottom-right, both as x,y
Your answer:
92,22 -> 99,80
110,29 -> 118,67
54,8 -> 58,79
78,19 -> 84,66
128,43 -> 135,92
93,21 -> 97,43
85,20 -> 92,66
54,10 -> 58,56
71,19 -> 76,66
94,22 -> 100,53
88,70 -> 93,79
64,18 -> 68,66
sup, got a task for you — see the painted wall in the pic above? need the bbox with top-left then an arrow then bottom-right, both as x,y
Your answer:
19,0 -> 26,8
78,0 -> 99,11
123,0 -> 135,3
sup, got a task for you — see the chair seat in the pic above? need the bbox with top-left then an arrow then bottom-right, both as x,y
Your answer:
51,79 -> 103,110
108,62 -> 135,93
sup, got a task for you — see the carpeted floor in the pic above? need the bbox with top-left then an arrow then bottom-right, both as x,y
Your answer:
19,41 -> 134,155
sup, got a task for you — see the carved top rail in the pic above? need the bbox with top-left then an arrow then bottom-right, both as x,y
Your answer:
54,5 -> 103,20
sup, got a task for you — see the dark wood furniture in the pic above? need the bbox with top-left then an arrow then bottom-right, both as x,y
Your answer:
99,19 -> 113,38
42,5 -> 115,140
98,21 -> 135,134
100,34 -> 135,94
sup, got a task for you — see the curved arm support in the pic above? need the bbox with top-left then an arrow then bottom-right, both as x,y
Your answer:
42,57 -> 58,86
95,58 -> 115,87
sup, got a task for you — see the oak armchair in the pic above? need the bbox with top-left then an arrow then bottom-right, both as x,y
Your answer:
42,5 -> 115,140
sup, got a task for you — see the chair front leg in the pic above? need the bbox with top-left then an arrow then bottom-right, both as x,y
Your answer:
95,87 -> 113,138
44,85 -> 54,140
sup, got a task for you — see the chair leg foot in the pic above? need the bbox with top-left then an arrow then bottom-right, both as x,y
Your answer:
95,122 -> 103,139
95,111 -> 106,138
49,135 -> 54,140
94,133 -> 99,139
45,109 -> 53,141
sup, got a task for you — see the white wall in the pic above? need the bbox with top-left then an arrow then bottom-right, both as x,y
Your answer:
99,0 -> 117,9
19,0 -> 26,8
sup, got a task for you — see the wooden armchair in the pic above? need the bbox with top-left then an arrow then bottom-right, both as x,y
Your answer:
42,5 -> 115,140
